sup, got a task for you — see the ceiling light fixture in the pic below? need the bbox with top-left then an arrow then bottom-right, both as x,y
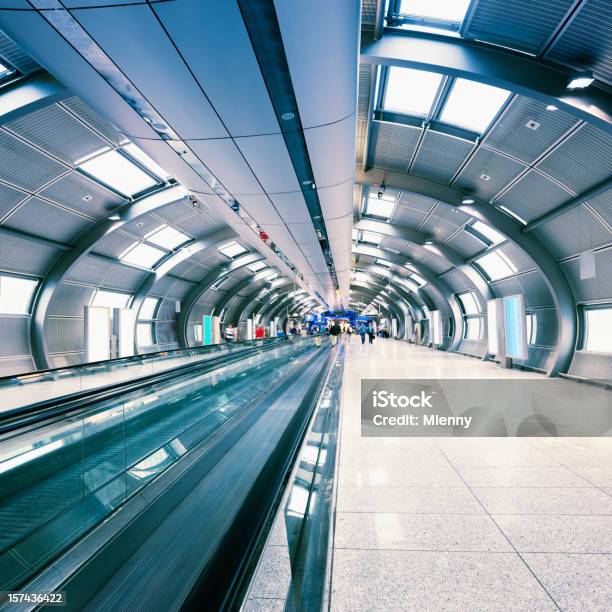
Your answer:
82,194 -> 92,202
546,104 -> 558,111
567,70 -> 594,90
108,212 -> 121,221
461,196 -> 476,205
424,240 -> 434,245
281,112 -> 294,120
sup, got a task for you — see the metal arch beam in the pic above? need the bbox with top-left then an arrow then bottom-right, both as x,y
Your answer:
355,218 -> 494,302
176,252 -> 265,347
353,244 -> 463,350
234,281 -> 300,323
29,184 -> 191,369
524,176 -> 612,232
361,30 -> 612,134
0,73 -> 70,124
248,280 -> 296,321
356,168 -> 578,375
265,291 -> 316,324
349,286 -> 402,325
350,281 -> 411,321
130,228 -> 234,349
357,264 -> 425,319
350,267 -> 421,317
213,270 -> 282,323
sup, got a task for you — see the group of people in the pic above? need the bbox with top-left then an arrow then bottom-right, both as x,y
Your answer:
326,321 -> 378,346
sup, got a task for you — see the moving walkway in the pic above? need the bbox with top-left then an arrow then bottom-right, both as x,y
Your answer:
0,336 -> 344,611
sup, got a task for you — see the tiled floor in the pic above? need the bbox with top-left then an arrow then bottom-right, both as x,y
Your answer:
330,338 -> 612,611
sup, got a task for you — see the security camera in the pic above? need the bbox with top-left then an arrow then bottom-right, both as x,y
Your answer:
377,181 -> 386,199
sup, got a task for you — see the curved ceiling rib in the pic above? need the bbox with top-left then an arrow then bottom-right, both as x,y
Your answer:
361,30 -> 612,133
356,168 -> 577,375
355,217 -> 494,302
236,286 -> 307,325
176,252 -> 267,347
0,4 -> 325,305
29,184 -> 194,369
129,227 -> 234,326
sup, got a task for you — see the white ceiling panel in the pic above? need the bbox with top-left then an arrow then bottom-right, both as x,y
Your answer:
238,194 -> 285,226
268,192 -> 313,224
318,181 -> 354,222
154,0 -> 279,136
234,133 -> 301,193
72,5 -> 228,140
305,115 -> 356,188
287,222 -> 320,244
274,0 -> 359,127
189,139 -> 263,196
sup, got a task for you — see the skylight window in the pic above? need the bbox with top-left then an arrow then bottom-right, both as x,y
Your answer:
0,275 -> 38,314
0,61 -> 14,80
365,196 -> 395,220
137,323 -> 154,347
401,279 -> 420,293
120,242 -> 166,268
470,221 -> 505,245
440,79 -> 510,133
360,231 -> 382,246
123,143 -> 170,180
458,291 -> 480,315
91,290 -> 131,309
384,67 -> 443,116
248,261 -> 268,273
139,297 -> 159,320
218,241 -> 248,259
375,258 -> 392,268
400,0 -> 471,23
410,273 -> 426,286
79,150 -> 157,197
474,250 -> 517,281
146,225 -> 190,250
584,308 -> 612,353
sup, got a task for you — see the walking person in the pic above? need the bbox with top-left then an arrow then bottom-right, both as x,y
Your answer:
329,321 -> 342,347
367,323 -> 375,344
358,323 -> 367,345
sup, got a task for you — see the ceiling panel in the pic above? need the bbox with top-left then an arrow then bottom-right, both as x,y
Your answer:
464,0 -> 575,55
0,29 -> 40,75
4,197 -> 93,243
40,171 -> 124,219
497,170 -> 573,221
72,4 -> 228,139
453,147 -> 526,202
533,204 -> 612,258
0,129 -> 67,191
6,104 -> 109,165
536,124 -> 612,194
369,121 -> 421,172
484,96 -> 578,164
234,133 -> 301,193
545,0 -> 612,85
60,97 -> 128,147
0,181 -> 28,219
0,229 -> 61,276
155,0 -> 279,136
411,130 -> 475,185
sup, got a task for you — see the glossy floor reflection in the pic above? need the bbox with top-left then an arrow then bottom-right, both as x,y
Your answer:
330,338 -> 612,612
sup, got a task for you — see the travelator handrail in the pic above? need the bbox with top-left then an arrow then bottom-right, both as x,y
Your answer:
0,334 -> 299,387
0,336 -> 315,435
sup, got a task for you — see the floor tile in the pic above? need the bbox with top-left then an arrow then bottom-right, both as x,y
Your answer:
493,514 -> 612,553
339,464 -> 464,487
336,485 -> 483,514
457,465 -> 592,488
330,549 -> 556,611
522,553 -> 612,612
334,512 -> 513,552
472,486 -> 612,515
569,466 -> 612,488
